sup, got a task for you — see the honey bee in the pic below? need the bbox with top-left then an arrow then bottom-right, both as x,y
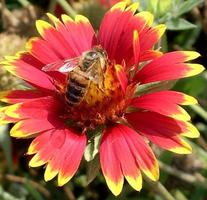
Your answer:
42,46 -> 108,105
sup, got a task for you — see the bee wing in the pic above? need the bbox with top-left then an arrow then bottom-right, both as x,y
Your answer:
87,60 -> 104,85
42,57 -> 80,73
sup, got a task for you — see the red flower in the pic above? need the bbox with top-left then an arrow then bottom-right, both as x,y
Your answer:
0,2 -> 204,196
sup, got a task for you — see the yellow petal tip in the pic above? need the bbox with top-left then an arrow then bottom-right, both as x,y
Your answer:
186,64 -> 205,77
110,2 -> 127,12
61,14 -> 74,24
75,15 -> 89,23
126,2 -> 139,13
183,51 -> 201,61
169,139 -> 192,154
125,174 -> 142,191
36,20 -> 52,36
105,176 -> 123,196
136,11 -> 154,26
44,164 -> 58,182
58,174 -> 72,187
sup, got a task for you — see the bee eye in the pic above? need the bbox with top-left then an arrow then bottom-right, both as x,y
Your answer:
88,52 -> 98,59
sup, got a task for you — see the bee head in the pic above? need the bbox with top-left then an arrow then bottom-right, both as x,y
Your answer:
81,47 -> 108,71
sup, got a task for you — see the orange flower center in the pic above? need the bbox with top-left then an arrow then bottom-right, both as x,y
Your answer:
64,65 -> 127,129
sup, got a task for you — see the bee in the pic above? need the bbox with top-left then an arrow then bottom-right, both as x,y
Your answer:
42,46 -> 108,105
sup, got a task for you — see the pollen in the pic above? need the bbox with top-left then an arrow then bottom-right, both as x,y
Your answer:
67,65 -> 127,128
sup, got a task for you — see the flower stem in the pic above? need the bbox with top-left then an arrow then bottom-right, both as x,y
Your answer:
159,161 -> 207,189
190,104 -> 207,122
146,178 -> 176,200
48,0 -> 57,13
17,0 -> 30,7
56,0 -> 76,18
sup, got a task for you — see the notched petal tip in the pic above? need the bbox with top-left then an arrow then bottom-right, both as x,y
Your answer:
181,123 -> 200,138
135,11 -> 154,26
105,176 -> 124,196
125,174 -> 142,191
75,15 -> 90,23
36,20 -> 53,37
27,142 -> 37,155
110,2 -> 127,12
46,13 -> 62,27
154,24 -> 167,39
142,161 -> 160,182
170,106 -> 191,121
182,94 -> 198,105
186,64 -> 205,77
61,14 -> 74,24
29,153 -> 46,167
182,51 -> 201,61
10,122 -> 23,137
4,104 -> 22,119
169,138 -> 192,154
25,37 -> 39,51
57,174 -> 73,187
125,2 -> 139,14
44,163 -> 58,182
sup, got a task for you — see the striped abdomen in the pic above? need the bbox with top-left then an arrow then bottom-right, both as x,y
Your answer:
65,71 -> 89,105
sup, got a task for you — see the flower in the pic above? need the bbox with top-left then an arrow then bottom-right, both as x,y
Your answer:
0,2 -> 204,196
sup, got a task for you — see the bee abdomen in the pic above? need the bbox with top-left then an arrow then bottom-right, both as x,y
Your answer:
65,77 -> 87,105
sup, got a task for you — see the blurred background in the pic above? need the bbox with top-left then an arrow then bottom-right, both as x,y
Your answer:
0,0 -> 207,199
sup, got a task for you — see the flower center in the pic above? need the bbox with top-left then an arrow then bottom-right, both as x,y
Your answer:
60,47 -> 127,129
66,65 -> 126,128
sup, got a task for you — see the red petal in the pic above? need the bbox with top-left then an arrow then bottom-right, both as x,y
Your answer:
27,37 -> 62,64
130,90 -> 197,121
134,51 -> 204,83
3,96 -> 62,120
36,20 -> 74,59
99,3 -> 165,67
10,118 -> 55,138
0,90 -> 47,104
101,125 -> 142,193
61,14 -> 97,56
28,127 -> 86,186
118,125 -> 159,181
1,56 -> 55,91
133,30 -> 140,69
17,52 -> 44,70
100,127 -> 124,196
126,112 -> 198,153
100,124 -> 159,194
115,64 -> 128,93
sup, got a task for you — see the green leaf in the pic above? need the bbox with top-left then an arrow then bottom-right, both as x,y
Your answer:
0,125 -> 13,173
190,186 -> 206,200
147,0 -> 159,14
159,152 -> 173,183
166,18 -> 196,30
173,190 -> 188,200
0,186 -> 22,200
176,0 -> 204,17
84,127 -> 102,162
157,0 -> 172,17
86,155 -> 100,185
135,80 -> 176,96
136,0 -> 149,11
173,74 -> 207,98
24,180 -> 44,200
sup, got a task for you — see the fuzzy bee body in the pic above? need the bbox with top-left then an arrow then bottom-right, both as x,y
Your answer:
42,46 -> 108,106
65,68 -> 89,105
